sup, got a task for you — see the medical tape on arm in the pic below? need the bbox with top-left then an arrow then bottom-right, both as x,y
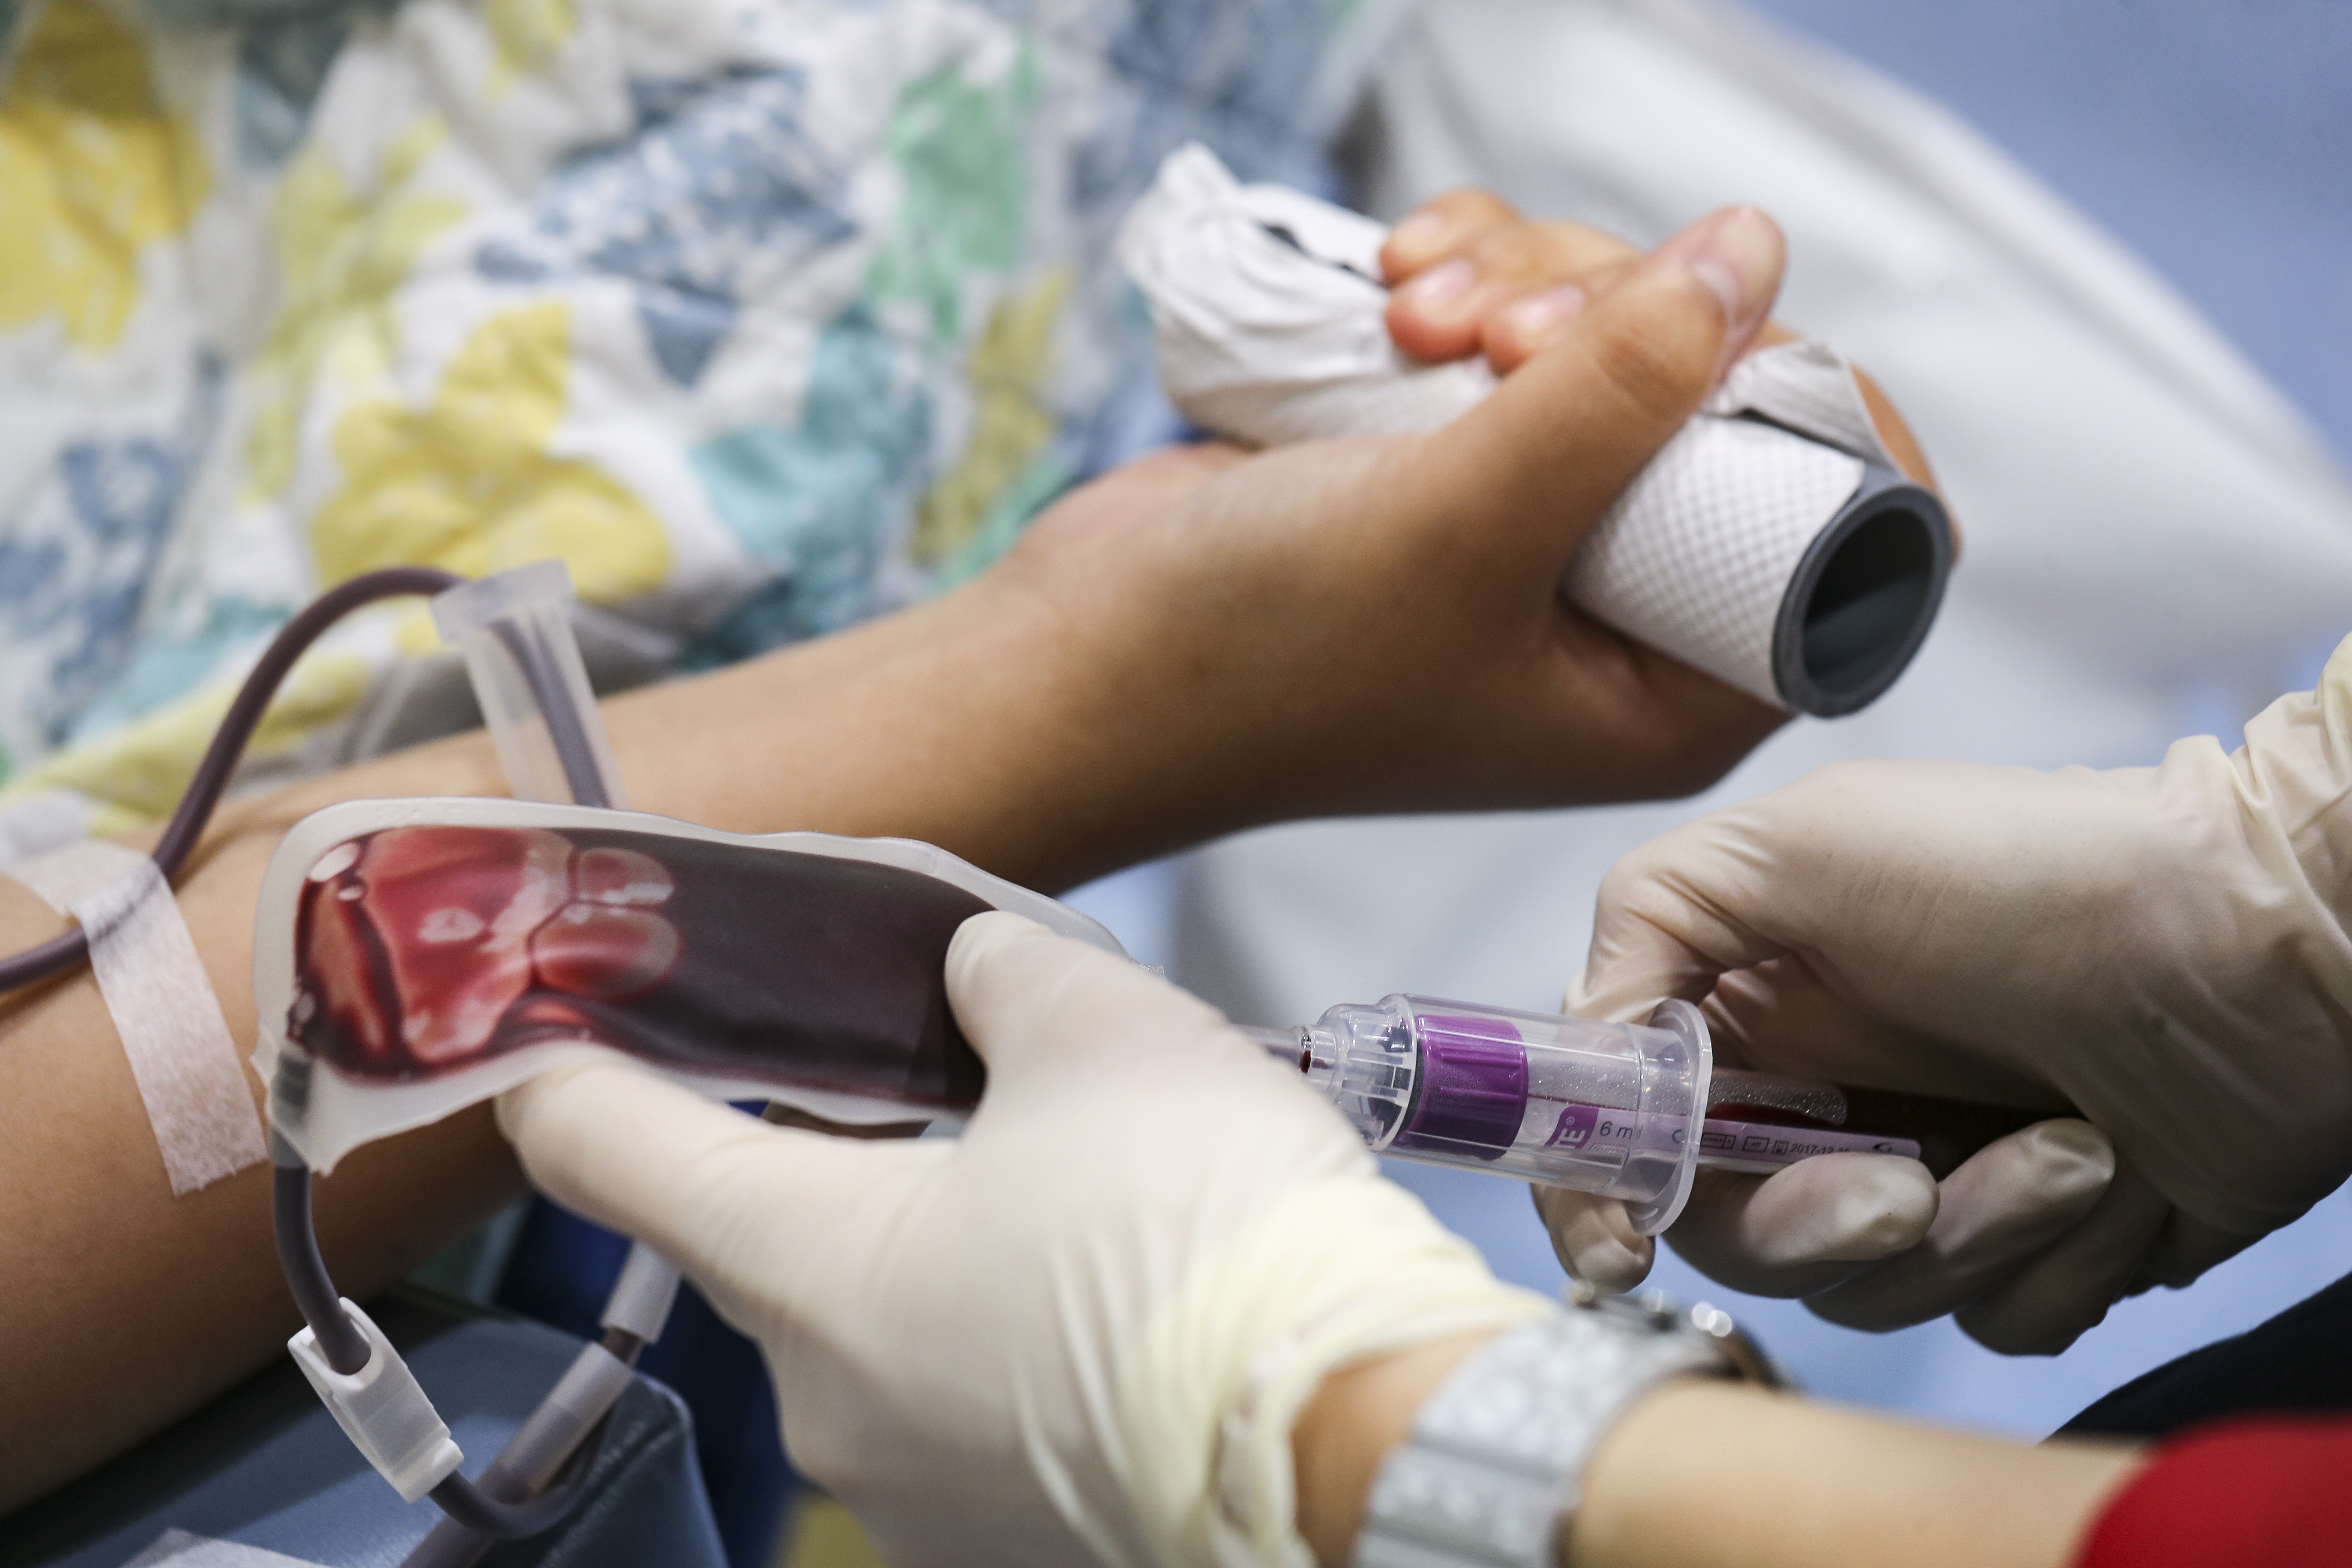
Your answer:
10,840 -> 267,1194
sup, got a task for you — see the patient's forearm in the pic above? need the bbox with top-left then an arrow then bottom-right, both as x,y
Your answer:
0,569 -> 1181,1509
223,566 -> 1192,887
1295,1355 -> 2140,1568
1572,1382 -> 2138,1568
0,839 -> 521,1512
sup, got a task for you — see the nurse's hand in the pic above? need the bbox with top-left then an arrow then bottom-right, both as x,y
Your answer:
1537,640 -> 2352,1352
995,206 -> 1794,863
497,913 -> 1546,1568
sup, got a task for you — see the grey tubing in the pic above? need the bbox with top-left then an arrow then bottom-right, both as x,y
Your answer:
394,585 -> 670,1563
429,1460 -> 604,1540
403,1504 -> 504,1568
504,1341 -> 637,1489
269,1158 -> 608,1539
485,618 -> 616,810
601,1243 -> 683,1340
402,1342 -> 640,1568
271,1163 -> 371,1375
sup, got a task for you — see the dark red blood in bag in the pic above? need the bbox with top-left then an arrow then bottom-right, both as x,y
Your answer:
291,825 -> 992,1113
334,826 -> 574,1062
531,905 -> 681,999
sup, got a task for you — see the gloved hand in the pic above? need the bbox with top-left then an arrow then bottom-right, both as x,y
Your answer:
1536,638 -> 2352,1352
498,912 -> 1549,1568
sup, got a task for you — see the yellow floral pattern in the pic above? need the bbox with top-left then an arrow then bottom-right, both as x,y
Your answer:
4,646 -> 371,833
245,119 -> 470,501
911,267 -> 1069,564
0,0 -> 209,352
487,0 -> 576,94
311,300 -> 671,602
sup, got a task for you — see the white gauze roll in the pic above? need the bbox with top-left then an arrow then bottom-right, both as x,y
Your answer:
1115,145 -> 1953,717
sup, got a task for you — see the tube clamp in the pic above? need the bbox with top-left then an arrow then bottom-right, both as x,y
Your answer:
289,1297 -> 465,1502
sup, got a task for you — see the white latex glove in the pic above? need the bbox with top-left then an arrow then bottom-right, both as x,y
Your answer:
499,912 -> 1549,1568
1539,635 -> 2352,1354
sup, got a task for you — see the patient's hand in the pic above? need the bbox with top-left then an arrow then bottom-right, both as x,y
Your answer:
990,206 -> 1799,854
1381,188 -> 1940,489
1383,190 -> 1687,372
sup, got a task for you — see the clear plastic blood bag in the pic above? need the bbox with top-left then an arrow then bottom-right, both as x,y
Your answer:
1238,996 -> 2047,1235
255,800 -> 1124,1172
292,822 -> 992,1107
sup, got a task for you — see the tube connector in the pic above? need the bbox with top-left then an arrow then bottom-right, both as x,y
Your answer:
600,1244 -> 682,1343
431,562 -> 625,810
289,1297 -> 465,1502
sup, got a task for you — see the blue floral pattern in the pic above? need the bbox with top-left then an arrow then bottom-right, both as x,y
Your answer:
477,66 -> 858,388
0,357 -> 221,766
0,0 -> 1346,821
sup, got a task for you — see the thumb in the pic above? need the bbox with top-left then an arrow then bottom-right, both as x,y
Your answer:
497,1057 -> 928,1315
1403,206 -> 1784,578
944,910 -> 1235,1085
1572,829 -> 1798,1024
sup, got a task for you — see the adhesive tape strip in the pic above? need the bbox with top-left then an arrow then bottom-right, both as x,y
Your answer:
122,1529 -> 328,1568
10,840 -> 267,1194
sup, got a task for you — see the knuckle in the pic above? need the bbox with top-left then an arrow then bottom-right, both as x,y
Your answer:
1584,319 -> 1711,427
1534,219 -> 1639,268
1594,846 -> 1666,914
1385,189 -> 1519,275
1428,186 -> 1518,230
1470,221 -> 1558,280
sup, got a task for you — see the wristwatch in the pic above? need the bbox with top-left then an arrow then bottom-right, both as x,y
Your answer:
1353,1286 -> 1782,1568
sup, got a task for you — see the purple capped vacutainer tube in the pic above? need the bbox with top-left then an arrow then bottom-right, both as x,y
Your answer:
1240,995 -> 1715,1234
1394,1014 -> 1528,1157
1242,995 -> 2045,1236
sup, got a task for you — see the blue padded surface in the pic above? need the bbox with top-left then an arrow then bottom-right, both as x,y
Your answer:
494,1200 -> 789,1568
0,1289 -> 726,1568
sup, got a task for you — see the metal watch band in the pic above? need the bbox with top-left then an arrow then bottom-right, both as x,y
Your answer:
1352,1292 -> 1774,1568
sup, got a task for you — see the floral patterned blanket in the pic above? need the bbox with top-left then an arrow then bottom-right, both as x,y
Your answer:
0,0 -> 1357,843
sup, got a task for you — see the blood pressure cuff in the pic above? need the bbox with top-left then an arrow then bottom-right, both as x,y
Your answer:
251,799 -> 1124,1171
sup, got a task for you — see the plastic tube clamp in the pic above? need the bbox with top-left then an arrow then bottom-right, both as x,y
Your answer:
289,1297 -> 465,1502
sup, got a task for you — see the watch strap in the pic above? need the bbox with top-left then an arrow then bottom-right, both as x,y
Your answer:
1352,1301 -> 1742,1568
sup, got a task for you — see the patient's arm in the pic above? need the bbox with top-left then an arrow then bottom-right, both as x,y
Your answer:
0,565 -> 1183,1509
1297,1343 -> 2138,1568
1,201 -> 1831,1505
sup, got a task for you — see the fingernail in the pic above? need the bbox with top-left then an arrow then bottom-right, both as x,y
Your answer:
1651,206 -> 1782,365
1496,283 -> 1586,345
1396,256 -> 1475,313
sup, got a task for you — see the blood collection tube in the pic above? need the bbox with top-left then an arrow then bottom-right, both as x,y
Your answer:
1239,995 -> 2045,1235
